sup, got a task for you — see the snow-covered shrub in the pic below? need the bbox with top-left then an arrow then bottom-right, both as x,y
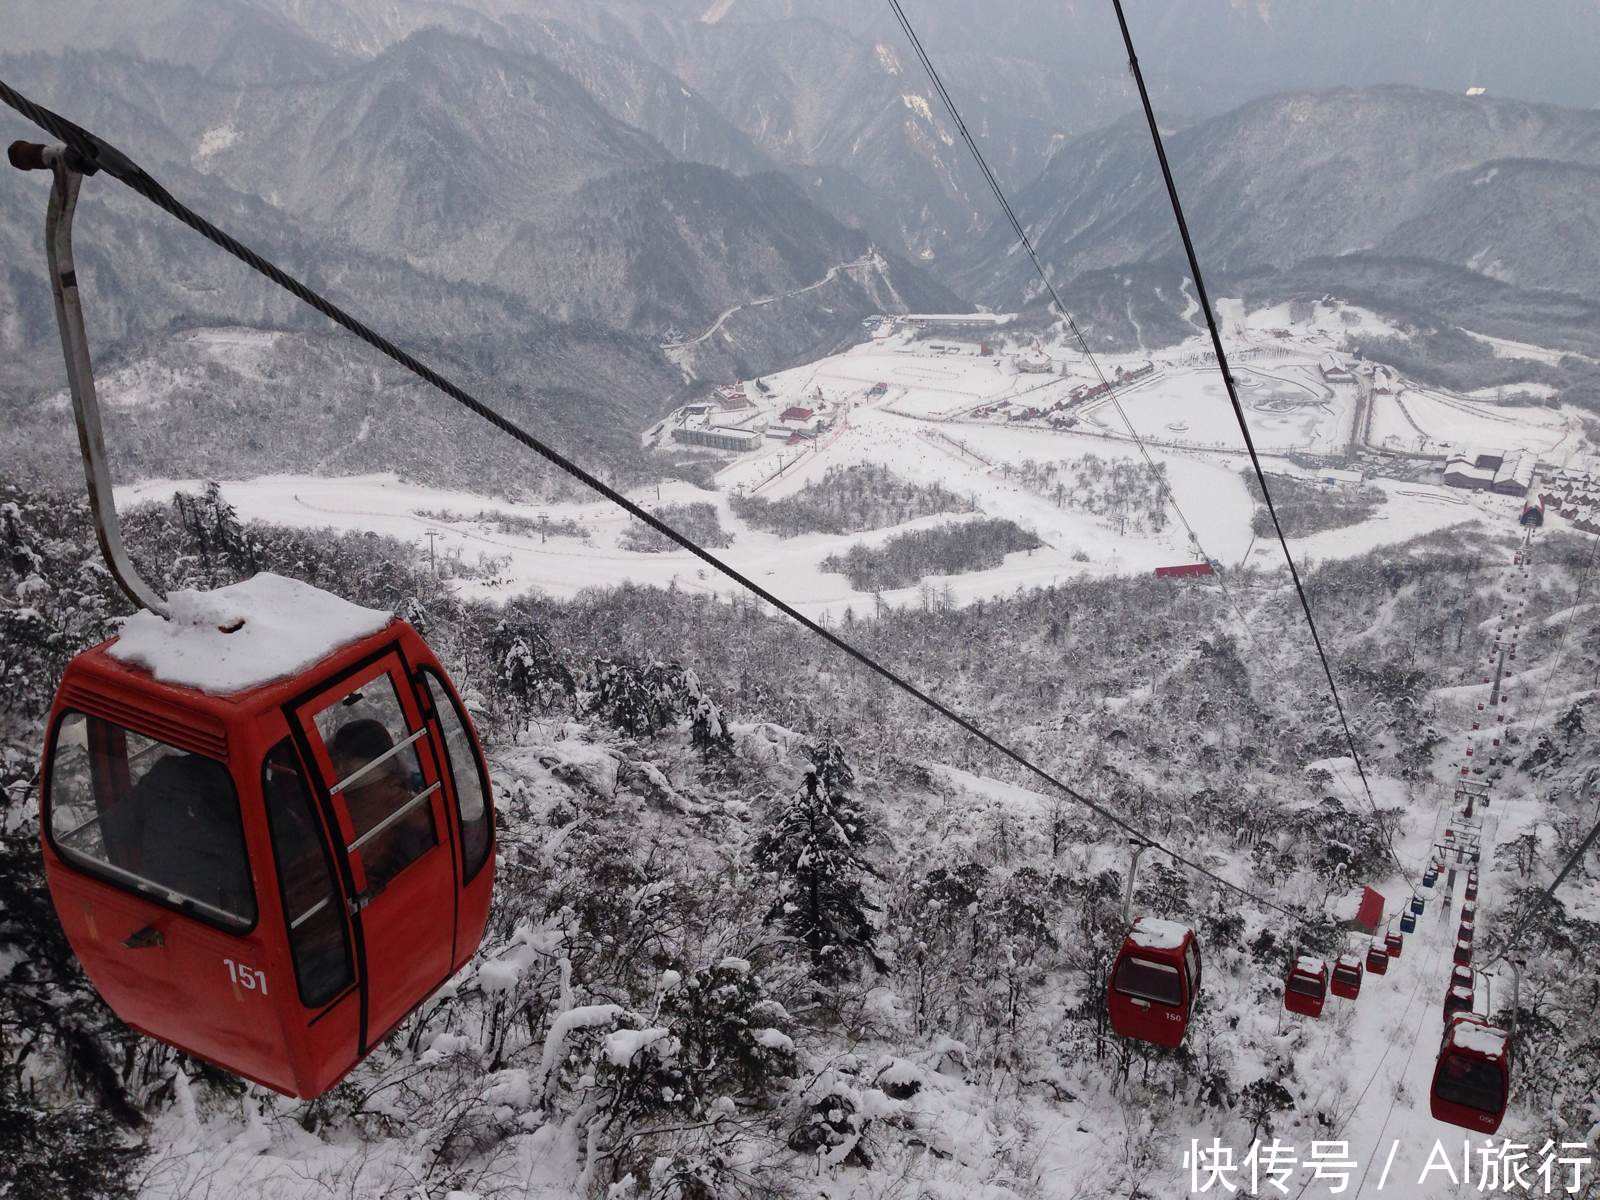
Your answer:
550,961 -> 797,1196
0,1068 -> 146,1200
488,613 -> 576,730
786,1067 -> 894,1169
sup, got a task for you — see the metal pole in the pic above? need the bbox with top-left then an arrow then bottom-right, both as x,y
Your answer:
1510,958 -> 1523,1040
1123,837 -> 1151,925
13,142 -> 167,616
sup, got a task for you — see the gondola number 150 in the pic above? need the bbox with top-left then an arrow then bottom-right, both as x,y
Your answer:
224,959 -> 269,996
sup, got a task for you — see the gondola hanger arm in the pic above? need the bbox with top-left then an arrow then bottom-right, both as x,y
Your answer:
10,140 -> 168,617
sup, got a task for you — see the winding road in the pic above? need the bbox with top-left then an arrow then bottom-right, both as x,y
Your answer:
662,251 -> 883,350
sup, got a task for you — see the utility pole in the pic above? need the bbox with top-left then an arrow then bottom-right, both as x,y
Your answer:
425,529 -> 439,578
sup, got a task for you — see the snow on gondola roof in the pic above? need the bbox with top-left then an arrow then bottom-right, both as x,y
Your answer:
1129,917 -> 1192,950
1450,1018 -> 1509,1058
1295,955 -> 1325,974
109,572 -> 392,695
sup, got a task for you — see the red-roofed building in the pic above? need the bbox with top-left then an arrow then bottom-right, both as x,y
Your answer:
781,406 -> 814,423
1356,886 -> 1385,932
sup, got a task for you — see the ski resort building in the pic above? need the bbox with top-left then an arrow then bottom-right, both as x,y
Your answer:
896,312 -> 1017,336
671,402 -> 767,452
672,425 -> 762,452
1319,353 -> 1353,382
1318,468 -> 1365,490
1443,448 -> 1537,495
1520,493 -> 1546,527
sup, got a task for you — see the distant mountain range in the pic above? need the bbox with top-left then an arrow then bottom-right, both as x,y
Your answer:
957,87 -> 1600,308
5,0 -> 1600,491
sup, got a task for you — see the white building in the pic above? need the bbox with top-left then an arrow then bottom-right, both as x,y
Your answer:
1443,448 -> 1538,495
672,425 -> 761,452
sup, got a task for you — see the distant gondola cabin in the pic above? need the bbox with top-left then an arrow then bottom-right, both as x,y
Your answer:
1284,955 -> 1328,1018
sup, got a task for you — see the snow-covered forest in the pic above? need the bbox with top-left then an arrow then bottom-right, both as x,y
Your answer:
4,480 -> 1599,1198
4,0 -> 1600,1196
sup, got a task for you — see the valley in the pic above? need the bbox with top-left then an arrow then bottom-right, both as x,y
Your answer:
5,5 -> 1600,1199
114,297 -> 1596,627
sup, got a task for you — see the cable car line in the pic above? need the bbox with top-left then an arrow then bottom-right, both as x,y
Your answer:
0,81 -> 1305,920
1106,0 -> 1419,898
880,0 -> 1400,874
882,0 -> 1232,587
1515,527 -> 1600,740
1471,528 -> 1600,971
886,0 -> 1418,903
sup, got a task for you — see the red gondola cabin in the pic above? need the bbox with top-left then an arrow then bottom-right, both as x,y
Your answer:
1443,984 -> 1474,1022
1365,940 -> 1390,975
1454,939 -> 1473,967
1330,953 -> 1364,999
1385,931 -> 1403,958
1107,917 -> 1200,1047
39,575 -> 496,1098
1430,1014 -> 1511,1134
1284,955 -> 1328,1018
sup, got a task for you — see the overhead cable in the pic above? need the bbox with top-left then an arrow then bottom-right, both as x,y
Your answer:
1105,0 -> 1417,896
0,79 -> 1304,919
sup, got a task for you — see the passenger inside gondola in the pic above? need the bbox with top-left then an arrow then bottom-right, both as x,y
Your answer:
50,712 -> 254,927
1111,954 -> 1184,1006
1433,1050 -> 1505,1114
135,752 -> 254,920
330,718 -> 435,889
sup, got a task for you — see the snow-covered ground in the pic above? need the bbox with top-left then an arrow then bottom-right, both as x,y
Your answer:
1078,363 -> 1347,455
117,440 -> 1504,627
118,294 -> 1594,623
1368,386 -> 1576,457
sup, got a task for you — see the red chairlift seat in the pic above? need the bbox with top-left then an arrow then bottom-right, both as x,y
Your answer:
1283,955 -> 1328,1018
40,575 -> 495,1098
1107,917 -> 1200,1048
1430,1014 -> 1510,1134
1365,940 -> 1390,975
1330,953 -> 1364,999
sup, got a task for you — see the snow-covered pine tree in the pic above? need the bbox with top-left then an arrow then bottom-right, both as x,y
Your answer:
172,481 -> 258,587
489,617 -> 574,730
679,668 -> 734,761
751,738 -> 885,982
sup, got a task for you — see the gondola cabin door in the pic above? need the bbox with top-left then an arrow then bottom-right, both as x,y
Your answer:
291,652 -> 456,1054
